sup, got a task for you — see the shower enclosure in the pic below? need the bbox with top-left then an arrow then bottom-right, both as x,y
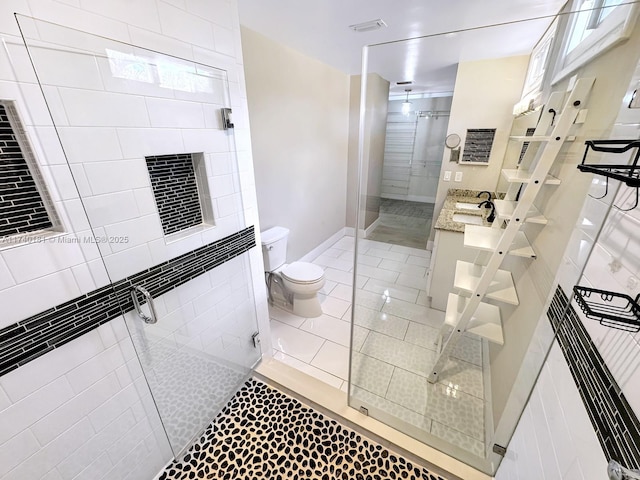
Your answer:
2,15 -> 262,461
347,8 -> 617,475
382,95 -> 452,204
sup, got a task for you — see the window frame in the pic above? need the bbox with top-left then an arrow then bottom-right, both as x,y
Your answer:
552,0 -> 639,84
521,18 -> 558,105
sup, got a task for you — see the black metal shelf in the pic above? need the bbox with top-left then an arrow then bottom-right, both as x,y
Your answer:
577,139 -> 640,209
577,140 -> 640,188
573,285 -> 640,332
577,164 -> 640,188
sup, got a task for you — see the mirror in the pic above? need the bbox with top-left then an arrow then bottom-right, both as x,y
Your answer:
445,133 -> 461,149
445,133 -> 461,162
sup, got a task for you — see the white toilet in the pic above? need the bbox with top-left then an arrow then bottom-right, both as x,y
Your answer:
261,226 -> 325,318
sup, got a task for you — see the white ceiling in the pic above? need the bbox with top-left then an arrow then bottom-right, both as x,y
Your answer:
237,0 -> 567,95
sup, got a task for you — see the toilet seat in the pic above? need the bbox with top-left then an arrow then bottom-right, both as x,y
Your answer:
281,262 -> 324,284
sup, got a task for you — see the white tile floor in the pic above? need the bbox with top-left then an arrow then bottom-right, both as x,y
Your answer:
269,235 -> 488,458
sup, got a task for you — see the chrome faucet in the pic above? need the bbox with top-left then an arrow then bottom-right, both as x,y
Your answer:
477,191 -> 492,202
478,200 -> 496,223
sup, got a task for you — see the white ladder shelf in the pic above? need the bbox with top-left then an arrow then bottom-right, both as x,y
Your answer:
428,77 -> 595,384
493,199 -> 547,224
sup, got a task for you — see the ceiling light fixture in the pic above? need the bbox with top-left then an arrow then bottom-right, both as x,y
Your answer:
348,19 -> 387,33
401,89 -> 412,116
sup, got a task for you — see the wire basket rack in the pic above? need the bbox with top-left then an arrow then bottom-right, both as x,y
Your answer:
577,139 -> 640,188
573,286 -> 640,332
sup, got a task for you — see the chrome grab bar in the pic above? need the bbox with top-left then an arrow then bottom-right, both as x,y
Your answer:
609,460 -> 640,480
130,286 -> 158,324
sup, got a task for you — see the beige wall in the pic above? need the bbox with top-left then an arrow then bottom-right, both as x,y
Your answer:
346,73 -> 390,229
432,56 -> 529,238
241,26 -> 350,260
490,21 -> 640,432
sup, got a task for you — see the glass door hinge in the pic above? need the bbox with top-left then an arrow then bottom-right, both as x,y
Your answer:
492,444 -> 507,456
251,331 -> 260,348
221,108 -> 234,129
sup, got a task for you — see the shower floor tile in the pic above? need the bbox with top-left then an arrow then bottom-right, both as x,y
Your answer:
386,369 -> 484,441
431,421 -> 485,458
351,351 -> 395,397
360,331 -> 436,378
159,379 -> 450,480
350,385 -> 433,432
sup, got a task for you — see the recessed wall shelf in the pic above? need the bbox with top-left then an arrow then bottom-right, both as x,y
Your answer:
573,285 -> 640,332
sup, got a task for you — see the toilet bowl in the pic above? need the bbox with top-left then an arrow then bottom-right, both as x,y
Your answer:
261,227 -> 325,318
280,262 -> 325,317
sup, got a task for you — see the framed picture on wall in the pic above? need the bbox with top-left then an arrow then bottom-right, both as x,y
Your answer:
552,0 -> 639,84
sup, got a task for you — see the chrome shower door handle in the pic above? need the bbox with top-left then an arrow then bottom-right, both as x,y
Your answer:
130,286 -> 158,324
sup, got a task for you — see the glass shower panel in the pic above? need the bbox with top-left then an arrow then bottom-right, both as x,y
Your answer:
349,10 -> 603,475
18,17 -> 262,456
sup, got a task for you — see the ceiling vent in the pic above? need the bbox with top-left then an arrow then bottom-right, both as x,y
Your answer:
396,81 -> 413,85
349,19 -> 387,33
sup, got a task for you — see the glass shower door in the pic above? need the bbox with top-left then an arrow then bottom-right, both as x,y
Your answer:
18,16 -> 262,456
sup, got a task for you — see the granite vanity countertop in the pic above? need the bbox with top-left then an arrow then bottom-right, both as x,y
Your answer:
434,188 -> 497,233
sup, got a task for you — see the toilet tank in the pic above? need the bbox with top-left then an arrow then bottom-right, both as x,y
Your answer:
260,226 -> 289,272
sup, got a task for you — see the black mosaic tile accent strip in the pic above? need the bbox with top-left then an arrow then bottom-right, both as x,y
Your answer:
0,103 -> 53,237
159,378 -> 449,480
146,154 -> 203,236
0,226 -> 255,377
548,286 -> 640,469
518,127 -> 536,164
461,128 -> 496,163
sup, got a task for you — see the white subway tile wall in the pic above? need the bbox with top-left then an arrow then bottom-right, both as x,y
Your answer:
496,342 -> 607,480
0,227 -> 255,377
0,1 -> 266,479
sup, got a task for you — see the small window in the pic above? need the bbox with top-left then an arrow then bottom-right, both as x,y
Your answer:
565,0 -> 623,53
0,101 -> 57,239
146,153 -> 214,237
521,19 -> 557,102
553,0 -> 638,83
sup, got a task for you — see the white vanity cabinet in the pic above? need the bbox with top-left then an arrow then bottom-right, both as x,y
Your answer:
427,228 -> 477,311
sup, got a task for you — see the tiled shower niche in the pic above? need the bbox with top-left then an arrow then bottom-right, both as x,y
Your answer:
0,101 -> 58,239
146,153 -> 214,237
461,128 -> 496,164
